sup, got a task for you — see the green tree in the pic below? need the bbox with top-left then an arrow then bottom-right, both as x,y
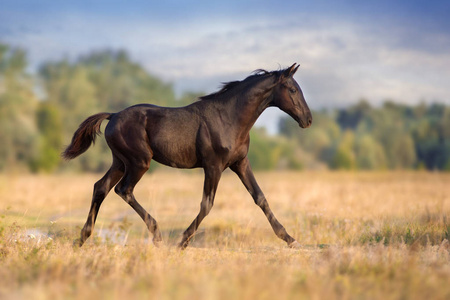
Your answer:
279,110 -> 341,167
39,50 -> 180,172
40,62 -> 98,135
367,103 -> 417,169
0,44 -> 39,171
30,103 -> 63,172
412,105 -> 450,170
248,128 -> 279,170
247,128 -> 301,170
355,134 -> 387,170
330,131 -> 356,170
78,50 -> 177,111
336,99 -> 372,130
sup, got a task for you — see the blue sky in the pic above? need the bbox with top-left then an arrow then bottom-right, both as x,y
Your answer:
1,0 -> 449,130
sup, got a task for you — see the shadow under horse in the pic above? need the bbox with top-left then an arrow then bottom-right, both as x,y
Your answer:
63,63 -> 312,249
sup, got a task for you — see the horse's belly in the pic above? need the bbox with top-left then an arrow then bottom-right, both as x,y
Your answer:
152,152 -> 198,169
145,108 -> 201,169
150,138 -> 199,169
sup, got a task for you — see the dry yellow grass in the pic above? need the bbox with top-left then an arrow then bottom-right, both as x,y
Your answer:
0,171 -> 449,300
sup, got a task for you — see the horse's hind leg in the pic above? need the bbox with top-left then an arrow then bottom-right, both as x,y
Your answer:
76,158 -> 124,247
114,159 -> 162,247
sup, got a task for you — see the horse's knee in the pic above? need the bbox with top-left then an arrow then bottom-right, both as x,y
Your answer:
254,195 -> 268,208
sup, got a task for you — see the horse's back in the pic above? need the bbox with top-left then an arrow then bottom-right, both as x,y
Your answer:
105,104 -> 203,168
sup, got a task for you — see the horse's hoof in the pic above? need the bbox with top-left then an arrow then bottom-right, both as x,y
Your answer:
288,241 -> 303,249
153,239 -> 163,248
178,241 -> 189,250
73,238 -> 83,248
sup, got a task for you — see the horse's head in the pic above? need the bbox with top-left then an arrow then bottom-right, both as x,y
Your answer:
272,63 -> 312,128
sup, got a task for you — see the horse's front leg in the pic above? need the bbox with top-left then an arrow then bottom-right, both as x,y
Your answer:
179,167 -> 222,249
231,157 -> 300,248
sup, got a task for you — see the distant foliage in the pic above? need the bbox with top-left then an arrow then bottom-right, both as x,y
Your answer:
37,50 -> 178,172
248,128 -> 303,171
1,43 -> 449,172
279,100 -> 450,170
30,102 -> 63,172
0,45 -> 39,171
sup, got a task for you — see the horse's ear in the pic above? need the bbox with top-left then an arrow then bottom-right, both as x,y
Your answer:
292,63 -> 300,75
282,63 -> 300,79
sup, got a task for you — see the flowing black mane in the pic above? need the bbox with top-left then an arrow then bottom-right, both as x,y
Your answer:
199,68 -> 283,101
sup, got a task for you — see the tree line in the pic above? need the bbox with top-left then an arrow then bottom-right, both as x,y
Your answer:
279,101 -> 450,170
1,43 -> 449,172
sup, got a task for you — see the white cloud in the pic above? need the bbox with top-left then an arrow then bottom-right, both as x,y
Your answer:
151,20 -> 449,108
1,10 -> 449,111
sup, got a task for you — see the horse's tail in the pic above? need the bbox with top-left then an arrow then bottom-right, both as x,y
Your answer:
62,112 -> 113,160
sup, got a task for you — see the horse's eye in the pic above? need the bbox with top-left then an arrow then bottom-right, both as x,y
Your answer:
289,88 -> 296,94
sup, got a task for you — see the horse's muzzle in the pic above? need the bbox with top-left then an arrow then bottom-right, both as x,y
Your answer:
299,112 -> 312,128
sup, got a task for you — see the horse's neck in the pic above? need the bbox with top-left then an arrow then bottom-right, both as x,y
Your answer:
234,76 -> 275,134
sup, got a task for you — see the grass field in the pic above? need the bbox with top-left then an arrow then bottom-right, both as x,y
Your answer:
0,171 -> 449,299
